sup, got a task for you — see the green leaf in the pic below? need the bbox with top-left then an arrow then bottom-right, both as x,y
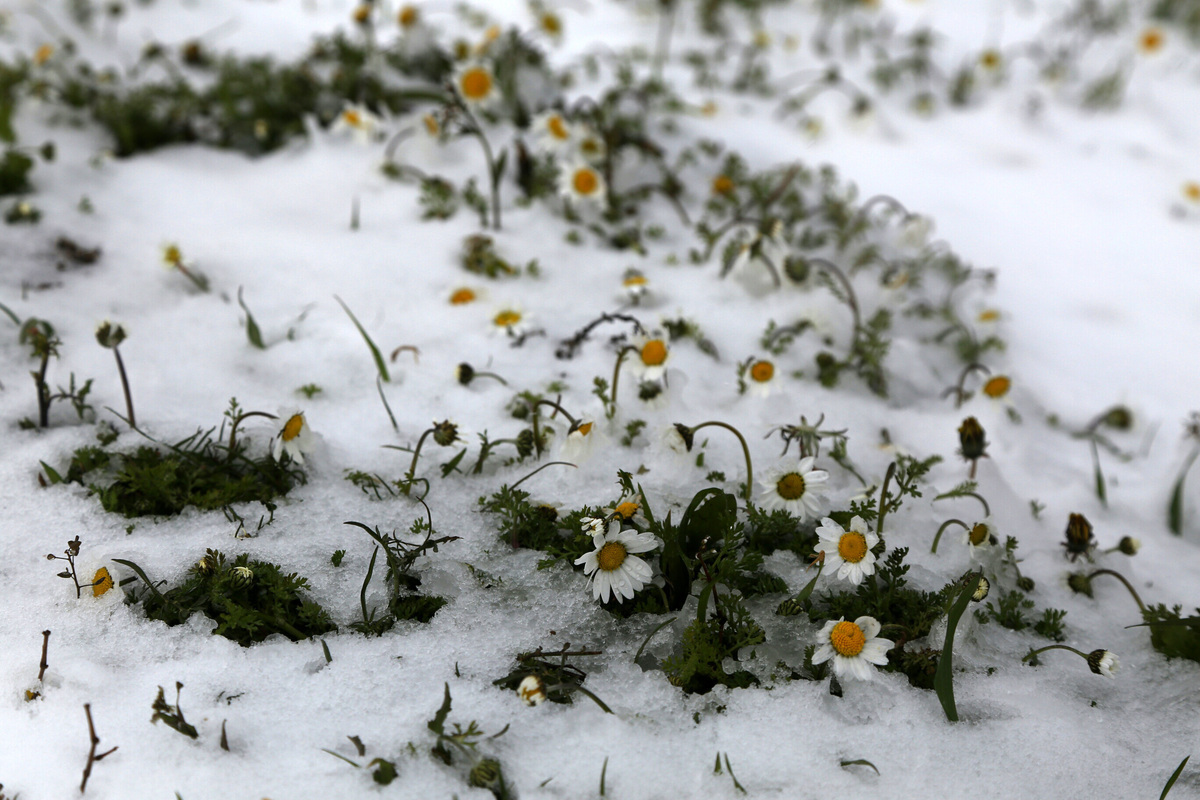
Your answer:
1169,472 -> 1187,536
370,758 -> 398,785
427,683 -> 452,736
39,460 -> 64,484
934,570 -> 980,722
840,759 -> 880,775
1160,755 -> 1190,800
237,286 -> 266,349
334,295 -> 390,383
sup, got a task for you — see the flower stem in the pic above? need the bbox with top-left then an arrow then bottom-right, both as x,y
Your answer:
404,427 -> 435,494
876,461 -> 897,540
688,420 -> 754,503
1022,643 -> 1089,663
475,370 -> 508,386
111,345 -> 136,428
608,346 -> 634,419
533,399 -> 579,428
943,362 -> 991,409
1085,568 -> 1147,613
808,258 -> 862,340
931,518 -> 969,554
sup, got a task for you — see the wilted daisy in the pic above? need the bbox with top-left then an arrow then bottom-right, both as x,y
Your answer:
963,518 -> 997,558
454,62 -> 498,108
560,420 -> 599,462
815,516 -> 879,585
531,109 -> 574,154
574,518 -> 657,603
811,616 -> 893,681
272,410 -> 316,464
517,674 -> 547,705
558,162 -> 606,206
33,44 -> 55,67
758,457 -> 828,520
490,305 -> 531,336
728,222 -> 786,282
332,103 -> 382,144
744,358 -> 779,398
1088,649 -> 1119,678
627,334 -> 671,381
621,269 -> 649,304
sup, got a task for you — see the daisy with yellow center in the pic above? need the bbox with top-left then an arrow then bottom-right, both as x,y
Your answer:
1183,182 -> 1200,204
398,5 -> 419,29
561,419 -> 599,462
745,358 -> 779,398
574,518 -> 657,603
575,127 -> 607,165
490,305 -> 530,336
352,4 -> 372,25
604,493 -> 648,528
627,334 -> 671,381
454,62 -> 498,107
815,516 -> 879,585
712,174 -> 736,196
758,457 -> 829,521
963,518 -> 997,558
981,375 -> 1011,399
332,103 -> 381,144
979,49 -> 1002,71
558,163 -> 606,205
977,309 -> 1001,323
33,44 -> 55,66
811,616 -> 893,681
272,410 -> 316,464
621,269 -> 649,304
1138,27 -> 1165,54
531,110 -> 573,154
449,287 -> 478,305
538,11 -> 563,42
161,243 -> 186,269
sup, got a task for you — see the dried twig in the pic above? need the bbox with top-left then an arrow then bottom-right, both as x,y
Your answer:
81,704 -> 118,793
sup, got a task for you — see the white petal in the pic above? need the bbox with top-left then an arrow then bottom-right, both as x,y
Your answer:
624,555 -> 653,581
798,456 -> 815,473
593,572 -> 611,602
855,616 -> 881,639
850,657 -> 872,681
811,644 -> 834,665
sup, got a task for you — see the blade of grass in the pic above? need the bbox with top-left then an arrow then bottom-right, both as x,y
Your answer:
934,570 -> 981,722
335,295 -> 390,383
237,287 -> 266,349
1160,755 -> 1190,800
840,759 -> 880,775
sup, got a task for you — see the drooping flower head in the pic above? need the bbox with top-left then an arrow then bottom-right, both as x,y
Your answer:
273,411 -> 315,464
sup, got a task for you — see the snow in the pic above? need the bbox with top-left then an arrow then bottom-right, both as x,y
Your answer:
2,0 -> 1199,797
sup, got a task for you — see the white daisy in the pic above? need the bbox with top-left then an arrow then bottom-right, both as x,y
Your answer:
517,674 -> 547,705
626,335 -> 671,382
558,162 -> 606,206
489,305 -> 531,337
744,358 -> 779,398
272,410 -> 316,464
560,420 -> 599,462
574,518 -> 657,603
814,516 -> 879,585
531,109 -> 574,154
331,103 -> 382,144
574,125 -> 606,165
811,616 -> 893,681
605,493 -> 648,529
728,223 -> 786,280
898,214 -> 933,250
962,518 -> 997,559
453,62 -> 499,108
758,457 -> 828,521
1087,649 -> 1119,678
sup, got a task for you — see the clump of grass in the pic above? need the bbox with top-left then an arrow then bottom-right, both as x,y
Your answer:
116,549 -> 335,646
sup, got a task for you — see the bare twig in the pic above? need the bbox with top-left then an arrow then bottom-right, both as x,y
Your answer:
81,704 -> 118,793
38,630 -> 50,682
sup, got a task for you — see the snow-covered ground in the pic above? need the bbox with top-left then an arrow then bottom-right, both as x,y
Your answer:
1,0 -> 1199,797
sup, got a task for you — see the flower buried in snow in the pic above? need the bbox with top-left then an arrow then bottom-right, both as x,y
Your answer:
490,305 -> 531,337
811,616 -> 893,681
574,518 -> 657,603
517,674 -> 547,705
272,411 -> 316,464
758,457 -> 828,521
332,104 -> 382,144
814,516 -> 878,585
744,358 -> 779,398
558,162 -> 606,206
627,335 -> 671,382
454,62 -> 498,108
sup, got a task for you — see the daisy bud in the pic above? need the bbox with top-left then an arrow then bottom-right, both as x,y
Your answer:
95,320 -> 126,348
1086,649 -> 1119,677
1102,406 -> 1133,431
1117,536 -> 1141,556
1066,571 -> 1094,598
671,423 -> 695,452
638,382 -> 664,403
468,759 -> 504,791
972,575 -> 990,602
957,417 -> 988,462
231,566 -> 254,587
1016,575 -> 1036,592
194,553 -> 218,575
432,420 -> 461,447
1062,513 -> 1095,562
515,429 -> 535,459
455,363 -> 476,386
517,674 -> 547,706
783,255 -> 811,284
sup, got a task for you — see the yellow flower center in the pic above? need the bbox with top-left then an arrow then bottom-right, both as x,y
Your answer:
422,114 -> 440,136
837,532 -> 868,563
980,49 -> 1001,69
398,5 -> 418,28
353,4 -> 371,24
459,67 -> 493,101
92,567 -> 114,597
615,501 -> 640,519
977,309 -> 1000,322
1185,182 -> 1200,203
572,168 -> 599,196
830,620 -> 866,657
547,114 -> 569,140
576,422 -> 594,437
640,339 -> 667,366
579,137 -> 602,157
342,109 -> 363,128
749,360 -> 774,383
282,414 -> 305,442
34,44 -> 54,65
712,175 -> 735,195
776,472 -> 806,501
494,310 -> 522,327
623,275 -> 648,287
982,375 -> 1011,398
969,523 -> 989,546
597,541 -> 627,571
163,245 -> 182,265
450,288 -> 476,305
701,101 -> 718,116
1139,28 -> 1164,53
541,12 -> 562,34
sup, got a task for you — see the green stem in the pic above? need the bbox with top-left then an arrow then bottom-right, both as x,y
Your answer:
876,462 -> 897,539
404,428 -> 435,493
688,421 -> 754,503
112,345 -> 136,428
1022,643 -> 1089,663
931,518 -> 969,554
475,370 -> 508,386
534,399 -> 579,428
35,351 -> 51,428
1086,568 -> 1147,613
608,346 -> 634,418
